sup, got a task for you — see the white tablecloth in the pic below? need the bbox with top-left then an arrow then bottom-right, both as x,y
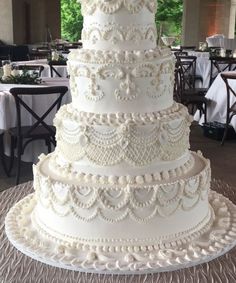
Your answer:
0,77 -> 71,162
194,71 -> 236,131
196,57 -> 211,88
15,59 -> 68,78
187,51 -> 211,88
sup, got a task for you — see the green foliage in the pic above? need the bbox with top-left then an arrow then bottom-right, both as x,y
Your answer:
61,0 -> 83,42
156,0 -> 183,23
156,0 -> 183,43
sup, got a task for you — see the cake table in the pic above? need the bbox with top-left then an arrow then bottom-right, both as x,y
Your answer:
1,180 -> 236,283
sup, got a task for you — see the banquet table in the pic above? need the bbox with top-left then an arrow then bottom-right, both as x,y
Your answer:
1,179 -> 236,283
194,71 -> 236,131
15,59 -> 68,78
0,77 -> 71,162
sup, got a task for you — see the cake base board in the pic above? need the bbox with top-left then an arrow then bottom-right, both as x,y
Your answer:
5,190 -> 236,275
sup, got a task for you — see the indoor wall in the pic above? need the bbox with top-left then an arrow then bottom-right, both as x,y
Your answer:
182,0 -> 233,46
0,0 -> 61,45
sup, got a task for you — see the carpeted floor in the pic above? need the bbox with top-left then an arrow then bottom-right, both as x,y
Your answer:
0,124 -> 235,191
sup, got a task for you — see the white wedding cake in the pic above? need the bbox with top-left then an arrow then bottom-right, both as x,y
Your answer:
5,0 -> 236,274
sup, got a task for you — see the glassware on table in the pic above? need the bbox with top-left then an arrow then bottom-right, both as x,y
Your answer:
220,48 -> 226,57
161,36 -> 176,48
11,64 -> 20,77
199,42 -> 208,51
2,60 -> 12,78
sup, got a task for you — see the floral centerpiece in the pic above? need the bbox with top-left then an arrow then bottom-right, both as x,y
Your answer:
48,50 -> 67,65
0,64 -> 42,85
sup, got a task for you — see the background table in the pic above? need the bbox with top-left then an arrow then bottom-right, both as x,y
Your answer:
0,77 -> 71,162
194,71 -> 236,131
1,180 -> 236,283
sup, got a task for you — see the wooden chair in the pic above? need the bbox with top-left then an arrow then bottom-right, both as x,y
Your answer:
220,73 -> 236,145
0,131 -> 9,176
0,45 -> 12,64
174,65 -> 210,123
171,47 -> 182,52
180,46 -> 196,51
16,65 -> 44,77
11,45 -> 30,62
176,55 -> 205,89
174,51 -> 188,58
209,57 -> 236,87
7,86 -> 68,185
29,48 -> 51,60
48,61 -> 67,78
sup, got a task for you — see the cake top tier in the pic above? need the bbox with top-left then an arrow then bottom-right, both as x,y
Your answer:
79,0 -> 158,51
80,0 -> 157,15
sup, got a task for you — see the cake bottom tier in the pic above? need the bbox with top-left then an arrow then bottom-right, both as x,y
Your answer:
30,151 -> 211,250
6,152 -> 236,274
5,184 -> 236,274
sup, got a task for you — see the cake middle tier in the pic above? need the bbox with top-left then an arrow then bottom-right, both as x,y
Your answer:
67,47 -> 174,113
52,102 -> 192,182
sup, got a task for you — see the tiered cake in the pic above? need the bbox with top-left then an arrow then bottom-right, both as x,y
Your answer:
5,0 -> 236,274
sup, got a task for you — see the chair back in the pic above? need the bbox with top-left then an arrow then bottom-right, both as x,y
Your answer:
48,61 -> 67,78
9,86 -> 68,138
0,46 -> 12,64
174,66 -> 184,103
221,73 -> 236,114
176,55 -> 197,89
174,51 -> 188,58
11,45 -> 29,61
15,65 -> 44,77
210,57 -> 236,86
180,46 -> 196,50
29,49 -> 51,60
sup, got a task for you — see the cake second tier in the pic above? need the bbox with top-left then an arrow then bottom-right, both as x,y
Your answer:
68,47 -> 174,113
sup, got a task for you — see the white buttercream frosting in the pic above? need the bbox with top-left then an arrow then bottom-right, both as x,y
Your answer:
67,48 -> 175,113
32,152 -> 211,243
81,2 -> 157,51
4,0 -> 227,275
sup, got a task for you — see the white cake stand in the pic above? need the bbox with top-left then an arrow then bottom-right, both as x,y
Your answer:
4,179 -> 236,276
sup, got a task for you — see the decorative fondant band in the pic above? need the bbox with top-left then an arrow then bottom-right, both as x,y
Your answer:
80,0 -> 157,15
68,47 -> 172,65
33,152 -> 210,224
54,103 -> 190,127
82,24 -> 157,48
68,49 -> 175,105
48,153 -> 194,186
32,206 -> 214,248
